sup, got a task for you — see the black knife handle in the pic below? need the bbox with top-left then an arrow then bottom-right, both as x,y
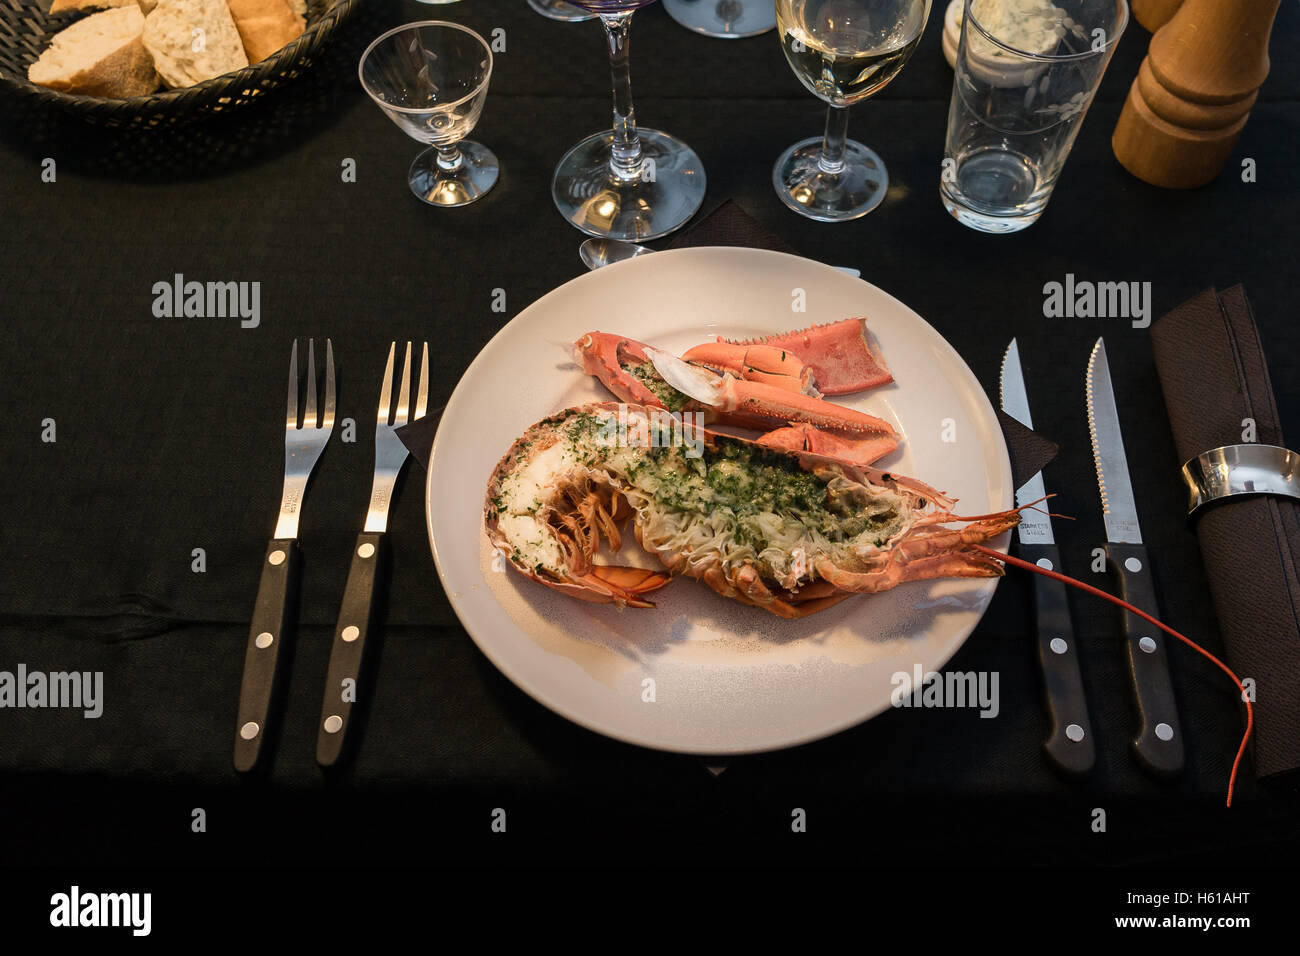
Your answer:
234,538 -> 300,773
1108,542 -> 1184,776
1019,543 -> 1096,775
316,531 -> 386,767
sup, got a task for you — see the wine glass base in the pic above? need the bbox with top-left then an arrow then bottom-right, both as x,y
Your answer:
662,0 -> 776,38
772,137 -> 888,222
409,141 -> 499,207
552,129 -> 707,241
528,0 -> 597,21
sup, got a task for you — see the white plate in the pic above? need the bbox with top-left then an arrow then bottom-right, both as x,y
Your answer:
426,247 -> 1012,755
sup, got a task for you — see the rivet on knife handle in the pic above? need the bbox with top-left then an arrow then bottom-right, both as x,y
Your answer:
234,539 -> 300,773
1020,543 -> 1095,775
1108,542 -> 1184,775
317,531 -> 386,767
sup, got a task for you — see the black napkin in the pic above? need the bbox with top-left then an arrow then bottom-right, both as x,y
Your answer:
1150,285 -> 1300,785
397,200 -> 1059,484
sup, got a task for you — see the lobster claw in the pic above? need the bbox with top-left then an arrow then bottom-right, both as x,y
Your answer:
648,348 -> 898,460
678,342 -> 817,394
575,331 -> 898,466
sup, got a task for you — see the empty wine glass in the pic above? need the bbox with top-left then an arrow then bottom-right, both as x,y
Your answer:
359,21 -> 498,207
530,0 -> 597,20
774,0 -> 931,220
663,0 -> 775,39
551,0 -> 707,240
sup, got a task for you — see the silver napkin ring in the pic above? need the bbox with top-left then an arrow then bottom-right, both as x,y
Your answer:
1182,443 -> 1300,516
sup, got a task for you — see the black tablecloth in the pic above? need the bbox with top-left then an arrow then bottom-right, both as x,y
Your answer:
1,0 -> 1298,867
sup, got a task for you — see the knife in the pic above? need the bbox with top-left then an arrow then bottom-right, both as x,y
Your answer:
1000,339 -> 1095,775
1086,338 -> 1184,776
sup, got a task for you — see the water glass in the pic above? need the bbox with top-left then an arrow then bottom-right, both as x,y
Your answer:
941,0 -> 1128,233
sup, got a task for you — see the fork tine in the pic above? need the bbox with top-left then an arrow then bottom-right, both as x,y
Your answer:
394,341 -> 412,425
304,338 -> 318,428
322,338 -> 336,430
377,342 -> 395,424
286,339 -> 299,429
415,342 -> 429,419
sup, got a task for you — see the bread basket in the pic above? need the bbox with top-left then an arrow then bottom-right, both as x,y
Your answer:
0,0 -> 363,128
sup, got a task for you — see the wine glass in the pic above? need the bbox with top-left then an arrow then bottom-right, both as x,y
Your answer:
551,0 -> 707,240
663,0 -> 775,39
359,21 -> 498,207
773,0 -> 931,220
530,0 -> 597,21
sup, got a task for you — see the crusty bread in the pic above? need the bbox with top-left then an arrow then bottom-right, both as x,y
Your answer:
28,6 -> 160,97
226,0 -> 304,63
48,0 -> 137,14
142,0 -> 247,88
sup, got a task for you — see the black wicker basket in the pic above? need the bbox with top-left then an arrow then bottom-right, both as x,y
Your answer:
0,0 -> 363,128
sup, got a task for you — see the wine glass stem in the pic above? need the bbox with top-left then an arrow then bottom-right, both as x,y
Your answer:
436,144 -> 464,173
818,104 -> 850,177
602,12 -> 644,184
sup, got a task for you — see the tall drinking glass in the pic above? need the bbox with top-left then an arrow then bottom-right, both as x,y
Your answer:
551,0 -> 707,240
941,0 -> 1128,233
530,0 -> 597,21
773,0 -> 931,221
663,0 -> 775,38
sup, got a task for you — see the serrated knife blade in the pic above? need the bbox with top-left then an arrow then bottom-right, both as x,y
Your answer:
1000,339 -> 1053,546
1086,338 -> 1143,545
1083,337 -> 1183,776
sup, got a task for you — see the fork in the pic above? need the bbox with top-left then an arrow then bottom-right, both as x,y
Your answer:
316,341 -> 428,767
234,338 -> 335,773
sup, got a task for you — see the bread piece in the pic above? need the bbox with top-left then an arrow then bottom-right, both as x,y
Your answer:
49,0 -> 136,14
226,0 -> 304,63
142,0 -> 247,88
28,6 -> 160,97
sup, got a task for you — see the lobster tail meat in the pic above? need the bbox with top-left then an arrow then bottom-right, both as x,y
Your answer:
716,317 -> 892,395
485,403 -> 1020,618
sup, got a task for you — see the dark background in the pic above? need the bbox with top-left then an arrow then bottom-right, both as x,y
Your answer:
0,0 -> 1297,888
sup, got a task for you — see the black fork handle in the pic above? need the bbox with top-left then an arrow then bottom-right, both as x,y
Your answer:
316,531 -> 387,767
234,539 -> 299,773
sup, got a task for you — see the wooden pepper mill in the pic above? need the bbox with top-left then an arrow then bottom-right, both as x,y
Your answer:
1130,0 -> 1183,32
1112,0 -> 1282,188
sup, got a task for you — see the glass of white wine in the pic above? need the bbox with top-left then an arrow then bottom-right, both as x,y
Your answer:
774,0 -> 931,220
